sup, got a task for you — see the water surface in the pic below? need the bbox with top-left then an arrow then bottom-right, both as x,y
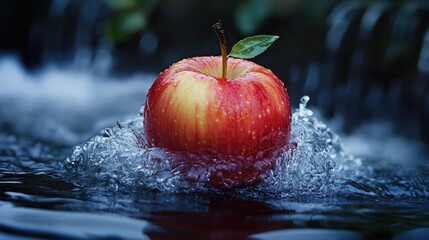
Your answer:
0,57 -> 428,239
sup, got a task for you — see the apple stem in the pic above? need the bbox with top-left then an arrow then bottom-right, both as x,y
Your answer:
212,20 -> 227,79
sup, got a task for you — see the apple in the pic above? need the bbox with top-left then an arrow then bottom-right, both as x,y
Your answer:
143,21 -> 291,188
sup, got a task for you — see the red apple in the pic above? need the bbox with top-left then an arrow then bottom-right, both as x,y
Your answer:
143,21 -> 290,188
144,56 -> 291,188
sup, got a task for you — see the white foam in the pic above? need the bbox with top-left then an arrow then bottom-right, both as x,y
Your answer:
341,122 -> 428,165
0,56 -> 154,144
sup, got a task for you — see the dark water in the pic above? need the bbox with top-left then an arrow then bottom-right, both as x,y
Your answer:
1,58 -> 429,240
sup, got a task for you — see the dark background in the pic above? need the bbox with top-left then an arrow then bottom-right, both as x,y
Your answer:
1,0 -> 428,145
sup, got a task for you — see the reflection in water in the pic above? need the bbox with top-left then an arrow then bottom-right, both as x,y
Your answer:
0,202 -> 150,240
251,229 -> 363,240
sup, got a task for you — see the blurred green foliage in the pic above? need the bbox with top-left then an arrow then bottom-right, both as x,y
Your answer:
235,0 -> 272,35
105,0 -> 158,42
103,0 -> 335,43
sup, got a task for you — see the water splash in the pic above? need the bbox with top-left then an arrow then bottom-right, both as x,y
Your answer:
66,96 -> 429,199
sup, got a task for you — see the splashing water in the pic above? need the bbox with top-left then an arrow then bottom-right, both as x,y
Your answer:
66,96 -> 429,199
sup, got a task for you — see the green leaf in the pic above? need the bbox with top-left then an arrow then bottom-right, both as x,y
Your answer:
228,35 -> 279,59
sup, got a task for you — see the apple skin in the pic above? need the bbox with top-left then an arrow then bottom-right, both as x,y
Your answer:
144,56 -> 291,188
